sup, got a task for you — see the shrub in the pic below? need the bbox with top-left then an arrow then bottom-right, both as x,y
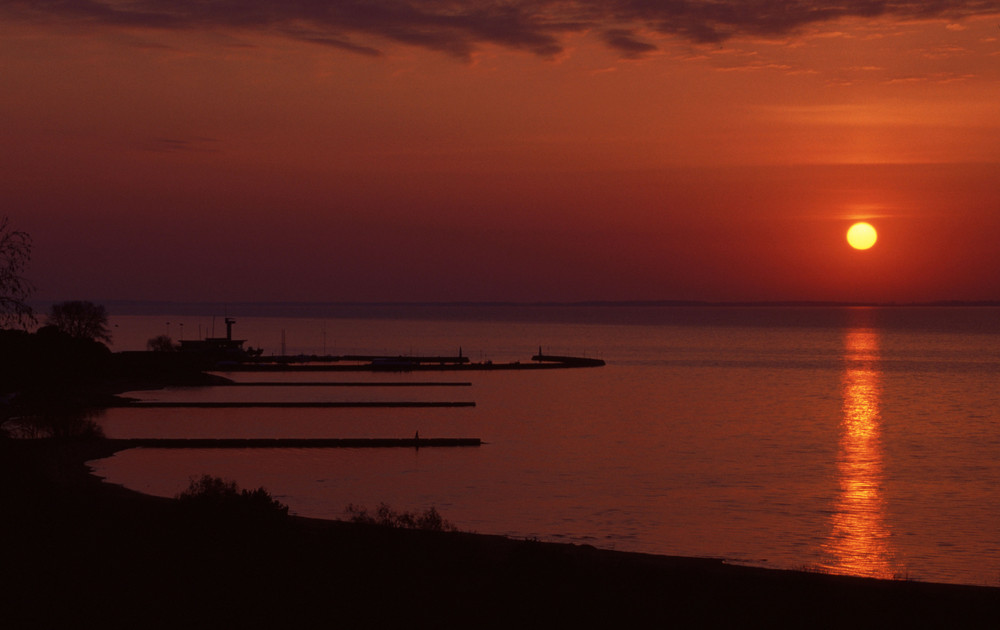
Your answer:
177,474 -> 289,523
1,403 -> 105,440
146,334 -> 177,352
345,502 -> 457,532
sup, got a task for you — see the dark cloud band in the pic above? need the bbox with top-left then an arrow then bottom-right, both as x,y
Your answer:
3,1 -> 998,59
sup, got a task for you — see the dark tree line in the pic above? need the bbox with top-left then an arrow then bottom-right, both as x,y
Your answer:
1,217 -> 112,344
1,218 -> 117,438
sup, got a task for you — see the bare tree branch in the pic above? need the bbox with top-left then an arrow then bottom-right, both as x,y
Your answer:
0,217 -> 35,330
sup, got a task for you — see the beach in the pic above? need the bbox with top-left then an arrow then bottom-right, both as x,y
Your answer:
3,438 -> 999,629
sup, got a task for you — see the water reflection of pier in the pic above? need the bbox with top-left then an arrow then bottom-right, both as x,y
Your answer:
821,327 -> 899,579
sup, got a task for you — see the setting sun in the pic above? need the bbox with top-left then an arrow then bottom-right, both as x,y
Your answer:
847,222 -> 878,250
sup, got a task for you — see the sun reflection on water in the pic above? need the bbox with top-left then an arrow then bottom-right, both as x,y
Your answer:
821,328 -> 899,579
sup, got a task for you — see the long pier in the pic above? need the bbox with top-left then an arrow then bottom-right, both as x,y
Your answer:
105,438 -> 481,448
123,401 -> 475,408
216,382 -> 472,387
218,353 -> 604,372
222,362 -> 601,372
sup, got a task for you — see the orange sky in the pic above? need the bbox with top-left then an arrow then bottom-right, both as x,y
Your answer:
3,2 -> 1000,303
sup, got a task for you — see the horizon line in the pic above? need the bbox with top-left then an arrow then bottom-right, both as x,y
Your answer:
29,298 -> 1000,310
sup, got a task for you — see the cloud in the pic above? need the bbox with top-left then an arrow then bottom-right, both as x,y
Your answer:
3,1 -> 999,59
602,29 -> 658,59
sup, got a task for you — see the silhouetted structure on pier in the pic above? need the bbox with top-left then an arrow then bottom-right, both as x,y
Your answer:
179,317 -> 257,359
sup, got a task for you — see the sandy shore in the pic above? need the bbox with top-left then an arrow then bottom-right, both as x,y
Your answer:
3,439 -> 999,628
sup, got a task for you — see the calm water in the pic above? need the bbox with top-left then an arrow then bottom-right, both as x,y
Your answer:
91,306 -> 1000,586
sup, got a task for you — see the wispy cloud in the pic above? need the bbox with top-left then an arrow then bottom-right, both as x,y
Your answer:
3,1 -> 998,59
601,29 -> 658,59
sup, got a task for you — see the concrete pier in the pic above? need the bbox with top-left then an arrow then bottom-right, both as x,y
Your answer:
105,437 -> 481,448
123,401 -> 475,408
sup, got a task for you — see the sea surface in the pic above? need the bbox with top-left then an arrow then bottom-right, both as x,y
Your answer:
91,305 -> 1000,586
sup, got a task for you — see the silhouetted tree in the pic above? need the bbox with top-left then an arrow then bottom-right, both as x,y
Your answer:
47,301 -> 111,344
0,217 -> 34,329
147,334 -> 177,352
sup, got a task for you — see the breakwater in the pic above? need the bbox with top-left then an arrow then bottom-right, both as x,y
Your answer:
217,381 -> 472,387
122,401 -> 475,408
104,437 -> 481,448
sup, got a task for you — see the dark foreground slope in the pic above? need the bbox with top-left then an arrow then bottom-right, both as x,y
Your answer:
3,440 -> 998,629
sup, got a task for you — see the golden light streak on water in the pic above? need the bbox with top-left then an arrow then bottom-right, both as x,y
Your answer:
821,328 -> 899,579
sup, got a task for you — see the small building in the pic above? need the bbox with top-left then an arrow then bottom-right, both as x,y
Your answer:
179,318 -> 259,360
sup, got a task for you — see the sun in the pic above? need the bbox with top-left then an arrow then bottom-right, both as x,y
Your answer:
846,222 -> 877,250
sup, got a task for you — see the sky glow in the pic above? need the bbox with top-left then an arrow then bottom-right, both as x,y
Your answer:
3,1 -> 1000,304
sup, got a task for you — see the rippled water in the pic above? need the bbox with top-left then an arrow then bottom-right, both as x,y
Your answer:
92,306 -> 1000,586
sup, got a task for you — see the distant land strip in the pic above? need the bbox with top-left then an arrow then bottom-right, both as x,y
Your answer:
94,299 -> 1000,316
122,401 -> 475,408
105,438 -> 481,448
